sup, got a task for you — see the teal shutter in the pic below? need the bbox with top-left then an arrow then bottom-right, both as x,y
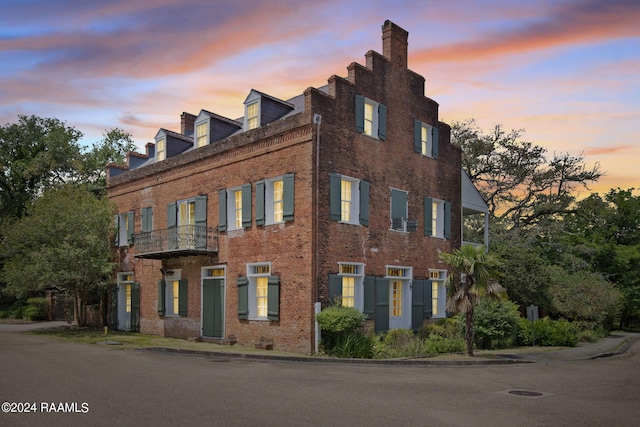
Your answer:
131,282 -> 140,332
109,284 -> 118,328
283,173 -> 294,222
412,279 -> 426,331
328,274 -> 342,303
195,196 -> 207,249
355,95 -> 365,133
424,197 -> 433,236
378,104 -> 387,141
141,207 -> 153,232
178,279 -> 188,317
432,126 -> 439,159
126,211 -> 134,244
329,173 -> 341,221
267,276 -> 280,321
158,280 -> 166,316
242,183 -> 252,228
363,276 -> 375,319
237,277 -> 248,320
414,119 -> 422,153
359,180 -> 370,226
256,181 -> 265,226
391,189 -> 407,230
218,189 -> 227,232
375,278 -> 389,333
425,280 -> 434,319
167,203 -> 177,249
444,200 -> 451,239
113,214 -> 119,246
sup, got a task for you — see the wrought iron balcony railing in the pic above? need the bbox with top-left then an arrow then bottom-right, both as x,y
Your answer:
133,225 -> 218,259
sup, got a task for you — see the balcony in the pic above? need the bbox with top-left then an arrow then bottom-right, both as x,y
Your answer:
133,225 -> 218,259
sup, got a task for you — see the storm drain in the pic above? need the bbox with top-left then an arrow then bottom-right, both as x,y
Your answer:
497,390 -> 553,399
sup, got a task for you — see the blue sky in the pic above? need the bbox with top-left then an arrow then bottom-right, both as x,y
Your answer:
1,0 -> 638,193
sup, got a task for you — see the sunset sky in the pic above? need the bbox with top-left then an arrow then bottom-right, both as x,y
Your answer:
1,0 -> 638,194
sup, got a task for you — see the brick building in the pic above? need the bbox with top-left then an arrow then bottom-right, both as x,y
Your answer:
106,21 -> 488,354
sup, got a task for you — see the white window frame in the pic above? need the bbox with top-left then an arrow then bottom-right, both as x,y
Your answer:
340,176 -> 361,225
431,199 -> 445,238
420,122 -> 434,158
116,211 -> 133,247
338,262 -> 365,311
429,269 -> 447,318
245,101 -> 260,130
163,270 -> 182,317
265,178 -> 284,225
226,187 -> 244,231
363,98 -> 380,139
156,137 -> 166,161
247,262 -> 271,320
195,121 -> 208,148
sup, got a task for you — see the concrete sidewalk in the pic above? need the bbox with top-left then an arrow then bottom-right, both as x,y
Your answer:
2,321 -> 638,365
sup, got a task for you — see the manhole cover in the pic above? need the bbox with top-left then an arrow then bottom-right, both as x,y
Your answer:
508,390 -> 543,397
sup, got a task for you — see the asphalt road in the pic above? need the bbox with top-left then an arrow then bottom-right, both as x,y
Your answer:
1,328 -> 639,426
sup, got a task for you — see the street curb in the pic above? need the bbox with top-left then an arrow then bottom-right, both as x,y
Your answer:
589,335 -> 640,360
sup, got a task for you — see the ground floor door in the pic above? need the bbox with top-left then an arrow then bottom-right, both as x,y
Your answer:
388,279 -> 411,330
116,282 -> 140,332
202,278 -> 225,338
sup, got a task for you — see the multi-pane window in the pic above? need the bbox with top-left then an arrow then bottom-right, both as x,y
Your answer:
158,270 -> 187,317
156,138 -> 166,161
273,180 -> 284,223
421,125 -> 430,156
246,102 -> 259,130
196,122 -> 208,147
178,200 -> 195,228
171,280 -> 180,315
364,102 -> 374,136
355,95 -> 386,140
430,270 -> 447,318
414,120 -> 438,158
234,189 -> 243,229
341,180 -> 352,221
247,263 -> 273,320
114,211 -> 134,246
256,277 -> 268,317
424,197 -> 451,239
330,263 -> 365,310
392,281 -> 403,317
341,277 -> 355,308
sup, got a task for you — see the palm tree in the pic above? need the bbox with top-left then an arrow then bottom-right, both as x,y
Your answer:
440,244 -> 504,356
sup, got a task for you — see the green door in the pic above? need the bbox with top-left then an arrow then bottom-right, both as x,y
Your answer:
202,278 -> 224,338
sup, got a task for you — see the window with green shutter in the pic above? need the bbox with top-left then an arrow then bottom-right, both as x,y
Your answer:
267,276 -> 280,321
355,94 -> 386,140
237,277 -> 249,320
158,280 -> 166,316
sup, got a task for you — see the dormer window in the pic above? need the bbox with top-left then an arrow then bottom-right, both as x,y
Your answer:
195,122 -> 208,148
156,138 -> 166,161
246,101 -> 259,130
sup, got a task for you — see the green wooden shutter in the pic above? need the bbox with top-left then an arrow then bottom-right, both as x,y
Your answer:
329,173 -> 342,221
359,180 -> 370,226
391,189 -> 407,230
267,276 -> 280,321
414,119 -> 422,153
167,203 -> 177,249
432,126 -> 439,159
256,180 -> 265,226
195,196 -> 207,249
425,280 -> 434,319
283,173 -> 295,222
375,278 -> 389,333
412,279 -> 426,331
178,279 -> 188,317
424,197 -> 433,236
141,207 -> 153,233
126,211 -> 134,244
328,274 -> 342,304
378,103 -> 387,141
355,95 -> 365,133
158,280 -> 166,316
444,200 -> 451,239
218,189 -> 227,232
131,282 -> 140,332
242,183 -> 252,228
113,214 -> 119,246
109,283 -> 118,329
237,277 -> 248,320
363,276 -> 375,319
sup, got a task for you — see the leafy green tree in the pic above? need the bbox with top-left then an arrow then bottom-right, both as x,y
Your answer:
0,115 -> 83,219
440,244 -> 504,356
1,185 -> 115,325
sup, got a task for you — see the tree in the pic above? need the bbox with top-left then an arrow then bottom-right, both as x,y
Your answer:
0,115 -> 83,219
451,119 -> 602,228
440,244 -> 504,356
1,185 -> 115,325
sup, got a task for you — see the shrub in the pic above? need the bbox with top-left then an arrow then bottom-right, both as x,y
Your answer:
27,297 -> 49,317
23,306 -> 47,321
417,318 -> 461,339
423,335 -> 466,354
373,329 -> 465,359
316,305 -> 366,355
517,317 -> 578,347
472,299 -> 521,350
331,331 -> 375,359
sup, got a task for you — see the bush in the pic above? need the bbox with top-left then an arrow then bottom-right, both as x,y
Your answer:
517,317 -> 578,347
23,306 -> 47,321
331,331 -> 375,359
316,305 -> 366,355
27,297 -> 48,317
373,329 -> 465,359
472,299 -> 521,350
417,318 -> 461,339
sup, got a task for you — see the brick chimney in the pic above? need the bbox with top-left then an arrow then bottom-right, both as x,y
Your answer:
382,20 -> 408,68
181,112 -> 196,136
